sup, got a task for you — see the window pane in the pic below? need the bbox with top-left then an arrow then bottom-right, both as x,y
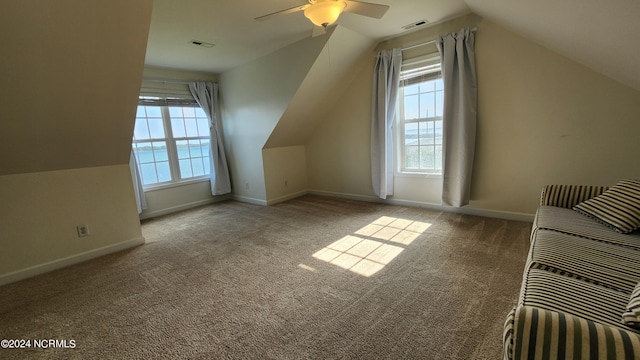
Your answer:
148,118 -> 165,138
404,94 -> 419,120
134,142 -> 154,163
405,84 -> 419,96
421,121 -> 435,145
201,139 -> 210,157
171,118 -> 186,138
176,140 -> 189,159
156,161 -> 171,182
420,92 -> 435,118
140,163 -> 158,185
420,81 -> 435,92
435,120 -> 443,144
182,107 -> 196,117
185,118 -> 199,137
405,146 -> 419,169
191,158 -> 205,177
152,141 -> 168,162
197,118 -> 209,136
169,107 -> 183,118
405,122 -> 418,145
435,91 -> 444,117
420,146 -> 435,169
189,140 -> 202,157
144,106 -> 162,118
132,103 -> 212,187
179,159 -> 193,178
435,79 -> 444,91
133,119 -> 150,140
195,108 -> 207,117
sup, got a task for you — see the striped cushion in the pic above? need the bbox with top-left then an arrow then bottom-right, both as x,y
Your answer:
510,306 -> 640,360
623,283 -> 640,329
573,179 -> 640,234
527,230 -> 640,293
533,206 -> 640,249
519,268 -> 638,332
504,307 -> 516,360
540,185 -> 608,208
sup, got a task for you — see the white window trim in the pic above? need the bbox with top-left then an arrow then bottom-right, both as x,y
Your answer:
395,58 -> 444,177
133,102 -> 211,190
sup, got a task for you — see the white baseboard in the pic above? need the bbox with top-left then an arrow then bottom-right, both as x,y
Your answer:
139,195 -> 231,220
308,190 -> 534,222
0,236 -> 145,286
231,195 -> 268,206
266,191 -> 309,205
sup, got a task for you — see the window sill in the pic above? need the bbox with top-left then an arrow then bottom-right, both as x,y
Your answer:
143,177 -> 210,193
395,172 -> 442,179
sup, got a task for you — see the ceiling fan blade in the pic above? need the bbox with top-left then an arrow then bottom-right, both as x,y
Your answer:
343,1 -> 389,19
254,4 -> 310,22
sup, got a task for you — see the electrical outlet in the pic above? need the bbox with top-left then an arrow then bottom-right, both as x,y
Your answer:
77,224 -> 90,237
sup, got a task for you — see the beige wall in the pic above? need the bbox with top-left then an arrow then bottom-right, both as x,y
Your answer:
263,146 -> 308,203
0,166 -> 144,283
306,15 -> 640,217
0,1 -> 153,283
472,19 -> 640,214
219,34 -> 329,204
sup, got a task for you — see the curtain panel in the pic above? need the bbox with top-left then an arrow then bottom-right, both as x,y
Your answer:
371,48 -> 402,199
188,82 -> 232,195
436,28 -> 477,207
129,151 -> 147,214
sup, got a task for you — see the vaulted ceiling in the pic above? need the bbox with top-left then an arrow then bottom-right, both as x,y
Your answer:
146,0 -> 640,90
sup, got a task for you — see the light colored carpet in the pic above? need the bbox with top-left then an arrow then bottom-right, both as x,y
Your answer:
0,195 -> 530,359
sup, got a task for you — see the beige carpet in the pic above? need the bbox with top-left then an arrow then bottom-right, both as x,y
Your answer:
0,195 -> 530,359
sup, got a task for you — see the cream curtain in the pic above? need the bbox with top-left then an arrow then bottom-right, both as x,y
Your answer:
371,48 -> 402,199
436,28 -> 477,207
189,82 -> 232,195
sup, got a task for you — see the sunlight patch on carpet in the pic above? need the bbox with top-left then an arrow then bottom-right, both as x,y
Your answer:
312,217 -> 431,277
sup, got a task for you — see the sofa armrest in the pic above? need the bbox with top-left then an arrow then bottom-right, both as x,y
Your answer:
540,185 -> 608,208
505,305 -> 640,360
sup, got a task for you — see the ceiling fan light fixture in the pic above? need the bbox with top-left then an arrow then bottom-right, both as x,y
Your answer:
304,1 -> 346,27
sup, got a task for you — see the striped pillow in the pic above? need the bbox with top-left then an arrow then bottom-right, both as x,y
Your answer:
623,282 -> 640,329
573,179 -> 640,233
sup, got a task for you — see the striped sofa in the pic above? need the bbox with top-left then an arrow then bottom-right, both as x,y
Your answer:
504,184 -> 640,360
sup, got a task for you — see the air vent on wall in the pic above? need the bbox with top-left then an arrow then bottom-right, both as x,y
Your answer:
189,40 -> 215,48
402,19 -> 429,31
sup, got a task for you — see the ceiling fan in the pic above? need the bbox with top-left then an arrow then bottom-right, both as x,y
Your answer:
255,0 -> 390,36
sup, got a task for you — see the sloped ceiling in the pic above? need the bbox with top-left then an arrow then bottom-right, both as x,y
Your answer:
264,26 -> 375,148
466,0 -> 640,91
145,0 -> 469,73
0,1 -> 153,176
146,1 -> 640,92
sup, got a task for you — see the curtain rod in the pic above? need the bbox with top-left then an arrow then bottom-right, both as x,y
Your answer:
401,27 -> 477,52
143,79 -> 214,85
143,78 -> 192,85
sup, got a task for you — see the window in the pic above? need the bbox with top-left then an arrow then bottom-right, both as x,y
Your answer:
132,102 -> 210,187
397,59 -> 444,175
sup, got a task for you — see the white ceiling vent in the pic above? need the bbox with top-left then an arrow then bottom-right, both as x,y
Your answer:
189,40 -> 215,48
402,19 -> 429,31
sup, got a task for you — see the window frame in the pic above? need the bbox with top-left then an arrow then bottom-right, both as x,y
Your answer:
396,75 -> 444,177
132,101 -> 212,190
